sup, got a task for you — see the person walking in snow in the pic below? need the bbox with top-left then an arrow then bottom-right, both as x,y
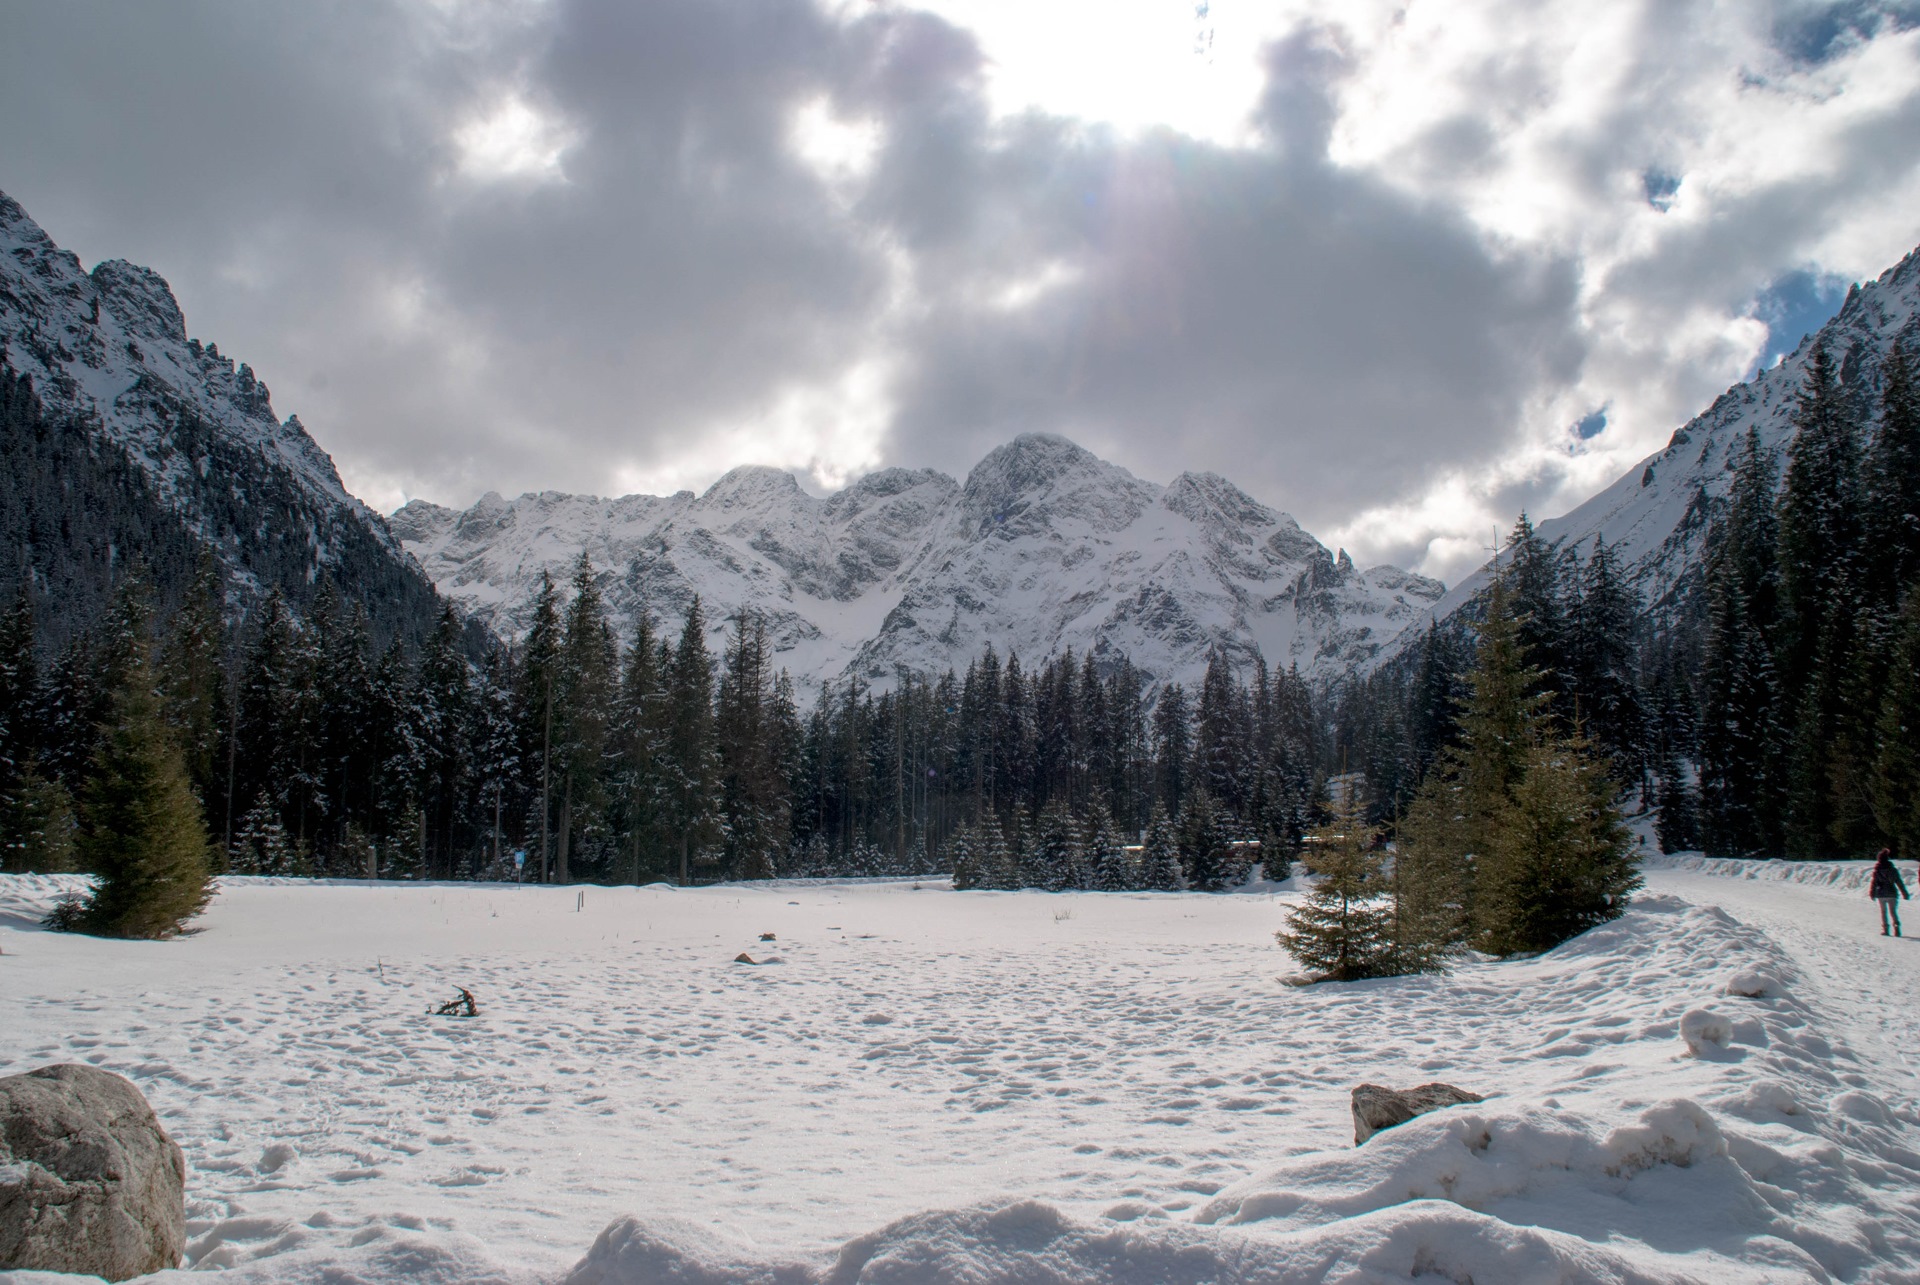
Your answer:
1869,849 -> 1910,937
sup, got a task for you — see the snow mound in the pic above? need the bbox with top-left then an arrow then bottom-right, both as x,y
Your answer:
1645,854 -> 1875,896
563,1196 -> 1705,1285
1679,1008 -> 1734,1056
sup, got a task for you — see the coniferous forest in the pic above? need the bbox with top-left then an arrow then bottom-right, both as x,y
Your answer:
2,340 -> 1918,937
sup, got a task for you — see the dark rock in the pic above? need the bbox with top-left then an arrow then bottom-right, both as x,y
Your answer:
1351,1082 -> 1484,1145
0,1064 -> 186,1279
733,953 -> 757,964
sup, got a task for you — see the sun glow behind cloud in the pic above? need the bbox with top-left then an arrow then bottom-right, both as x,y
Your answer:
454,93 -> 576,184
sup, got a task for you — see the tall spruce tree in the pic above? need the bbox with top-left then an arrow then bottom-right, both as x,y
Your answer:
1873,592 -> 1920,860
663,598 -> 719,883
554,555 -> 616,882
1569,537 -> 1644,788
717,611 -> 788,880
1699,429 -> 1784,856
1774,343 -> 1864,854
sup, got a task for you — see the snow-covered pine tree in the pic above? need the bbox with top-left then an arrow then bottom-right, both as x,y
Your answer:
1568,537 -> 1644,790
1153,683 -> 1191,814
231,796 -> 300,876
1178,786 -> 1235,890
416,604 -> 475,880
1866,340 -> 1920,602
1036,801 -> 1085,890
947,823 -> 982,889
1141,801 -> 1183,890
1081,799 -> 1127,891
663,597 -> 721,884
1277,786 -> 1392,981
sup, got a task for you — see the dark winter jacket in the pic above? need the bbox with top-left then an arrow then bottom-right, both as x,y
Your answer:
1869,859 -> 1910,900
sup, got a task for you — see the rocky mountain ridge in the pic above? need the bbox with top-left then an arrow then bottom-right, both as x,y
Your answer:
0,190 -> 446,647
1395,237 -> 1920,647
394,434 -> 1445,698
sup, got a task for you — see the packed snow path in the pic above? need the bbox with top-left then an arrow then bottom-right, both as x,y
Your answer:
3,869 -> 1920,1282
1646,860 -> 1920,1108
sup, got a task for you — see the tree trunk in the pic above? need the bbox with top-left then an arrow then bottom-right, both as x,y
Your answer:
557,779 -> 572,884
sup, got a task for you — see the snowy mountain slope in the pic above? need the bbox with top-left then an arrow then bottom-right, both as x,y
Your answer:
0,190 -> 444,645
393,434 -> 1444,696
1397,239 -> 1920,644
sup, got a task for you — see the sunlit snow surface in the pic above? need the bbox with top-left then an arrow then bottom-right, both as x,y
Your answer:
3,868 -> 1919,1282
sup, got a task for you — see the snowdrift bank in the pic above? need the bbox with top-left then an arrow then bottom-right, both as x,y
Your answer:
1646,854 -> 1877,896
551,895 -> 1920,1284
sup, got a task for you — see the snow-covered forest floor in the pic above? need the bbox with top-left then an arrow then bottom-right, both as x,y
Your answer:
4,865 -> 1919,1283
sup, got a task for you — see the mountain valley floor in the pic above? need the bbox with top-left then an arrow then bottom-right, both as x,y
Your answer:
2,863 -> 1919,1283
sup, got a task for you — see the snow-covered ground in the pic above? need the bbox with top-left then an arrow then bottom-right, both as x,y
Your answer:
3,865 -> 1919,1283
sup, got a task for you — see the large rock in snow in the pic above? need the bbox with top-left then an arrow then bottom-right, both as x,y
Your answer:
1351,1081 -> 1484,1146
0,1063 -> 186,1280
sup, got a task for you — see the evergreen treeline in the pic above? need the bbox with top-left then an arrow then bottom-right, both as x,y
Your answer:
1696,342 -> 1920,860
1,549 -> 1329,887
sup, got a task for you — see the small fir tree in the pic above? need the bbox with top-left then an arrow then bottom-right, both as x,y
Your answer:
0,759 -> 77,874
1474,729 -> 1640,957
1082,800 -> 1128,891
1389,783 -> 1470,972
1277,787 -> 1393,981
1034,800 -> 1082,891
55,646 -> 214,938
948,824 -> 982,889
1141,803 -> 1183,890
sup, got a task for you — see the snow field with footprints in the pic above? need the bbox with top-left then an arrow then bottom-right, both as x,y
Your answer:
2,868 -> 1919,1282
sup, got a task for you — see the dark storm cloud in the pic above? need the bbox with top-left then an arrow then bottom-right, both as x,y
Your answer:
0,0 -> 1583,547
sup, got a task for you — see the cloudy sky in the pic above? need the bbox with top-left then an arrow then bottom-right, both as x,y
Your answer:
3,0 -> 1918,580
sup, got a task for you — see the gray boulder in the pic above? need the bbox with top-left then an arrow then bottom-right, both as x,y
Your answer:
0,1064 -> 185,1280
1351,1081 -> 1484,1145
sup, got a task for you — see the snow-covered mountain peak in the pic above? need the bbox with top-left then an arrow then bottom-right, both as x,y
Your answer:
400,434 -> 1444,698
961,432 -> 1156,538
696,464 -> 804,514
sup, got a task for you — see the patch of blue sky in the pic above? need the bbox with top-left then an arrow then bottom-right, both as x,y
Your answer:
1642,170 -> 1680,212
1745,269 -> 1851,379
1771,1 -> 1918,67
